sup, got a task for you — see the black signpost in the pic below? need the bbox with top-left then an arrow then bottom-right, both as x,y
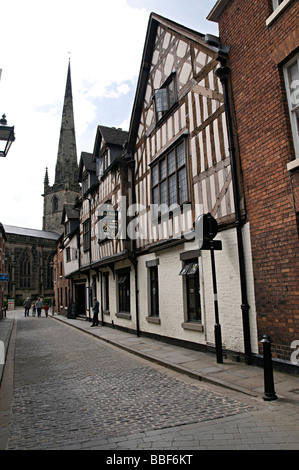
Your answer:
196,213 -> 223,364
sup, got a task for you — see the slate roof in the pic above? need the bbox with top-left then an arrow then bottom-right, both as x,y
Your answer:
63,204 -> 80,220
3,225 -> 60,240
80,152 -> 95,172
99,126 -> 128,147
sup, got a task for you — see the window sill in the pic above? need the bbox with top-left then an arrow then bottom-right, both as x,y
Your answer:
266,0 -> 293,26
287,159 -> 299,172
146,316 -> 161,324
181,322 -> 204,332
115,312 -> 131,320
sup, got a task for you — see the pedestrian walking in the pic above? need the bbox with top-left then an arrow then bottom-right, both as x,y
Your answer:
91,297 -> 99,327
32,302 -> 36,317
35,297 -> 43,317
44,304 -> 49,318
23,297 -> 31,317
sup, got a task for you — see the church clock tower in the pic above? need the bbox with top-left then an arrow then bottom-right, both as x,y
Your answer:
42,60 -> 80,233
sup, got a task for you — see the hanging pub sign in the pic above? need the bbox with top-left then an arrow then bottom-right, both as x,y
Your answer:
98,205 -> 118,240
0,273 -> 9,281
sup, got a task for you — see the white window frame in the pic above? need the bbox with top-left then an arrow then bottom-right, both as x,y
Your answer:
283,54 -> 299,161
266,0 -> 293,26
154,73 -> 177,123
272,0 -> 284,9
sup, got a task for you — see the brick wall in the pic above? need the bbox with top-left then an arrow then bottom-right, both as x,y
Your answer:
215,0 -> 299,360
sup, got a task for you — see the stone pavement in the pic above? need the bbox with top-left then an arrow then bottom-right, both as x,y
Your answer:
2,308 -> 298,405
0,315 -> 13,385
53,315 -> 299,406
1,309 -> 299,451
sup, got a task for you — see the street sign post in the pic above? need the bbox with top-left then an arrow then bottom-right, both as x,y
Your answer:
196,213 -> 223,363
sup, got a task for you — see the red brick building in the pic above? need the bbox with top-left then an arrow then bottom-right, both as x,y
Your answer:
208,0 -> 299,363
53,234 -> 71,316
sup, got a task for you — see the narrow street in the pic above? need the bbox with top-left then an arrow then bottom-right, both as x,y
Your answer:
1,311 -> 299,454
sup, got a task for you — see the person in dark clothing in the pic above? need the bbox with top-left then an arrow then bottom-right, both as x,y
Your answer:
91,297 -> 99,327
23,297 -> 31,317
35,297 -> 43,317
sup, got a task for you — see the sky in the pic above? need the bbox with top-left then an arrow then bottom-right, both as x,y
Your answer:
0,0 -> 218,231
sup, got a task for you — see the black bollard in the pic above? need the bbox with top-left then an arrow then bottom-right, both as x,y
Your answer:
260,335 -> 277,401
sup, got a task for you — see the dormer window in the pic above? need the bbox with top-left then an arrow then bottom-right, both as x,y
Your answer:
97,151 -> 109,178
154,73 -> 177,122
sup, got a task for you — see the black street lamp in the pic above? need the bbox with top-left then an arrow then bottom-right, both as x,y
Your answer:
0,114 -> 15,157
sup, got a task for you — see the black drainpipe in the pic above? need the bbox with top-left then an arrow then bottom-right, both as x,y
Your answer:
126,155 -> 140,337
215,65 -> 252,365
131,158 -> 140,337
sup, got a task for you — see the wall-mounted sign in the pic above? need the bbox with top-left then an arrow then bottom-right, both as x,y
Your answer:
98,206 -> 118,240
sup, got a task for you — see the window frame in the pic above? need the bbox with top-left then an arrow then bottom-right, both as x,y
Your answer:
283,53 -> 299,159
103,271 -> 110,312
149,265 -> 159,317
272,0 -> 284,8
117,269 -> 130,314
150,138 -> 189,219
82,174 -> 90,194
83,219 -> 91,252
96,151 -> 109,179
267,0 -> 293,26
180,258 -> 201,323
154,73 -> 178,123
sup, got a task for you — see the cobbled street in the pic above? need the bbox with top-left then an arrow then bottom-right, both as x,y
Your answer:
1,313 -> 299,452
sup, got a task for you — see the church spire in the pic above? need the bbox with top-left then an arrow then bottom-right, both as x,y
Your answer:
44,167 -> 49,189
54,60 -> 79,187
42,61 -> 80,233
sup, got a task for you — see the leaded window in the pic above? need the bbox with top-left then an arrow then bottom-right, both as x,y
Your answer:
154,74 -> 177,122
151,140 -> 188,218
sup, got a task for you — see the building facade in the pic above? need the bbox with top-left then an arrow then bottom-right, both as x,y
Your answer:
208,0 -> 299,363
3,225 -> 59,306
56,6 -> 298,371
124,13 -> 257,359
61,13 -> 258,363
